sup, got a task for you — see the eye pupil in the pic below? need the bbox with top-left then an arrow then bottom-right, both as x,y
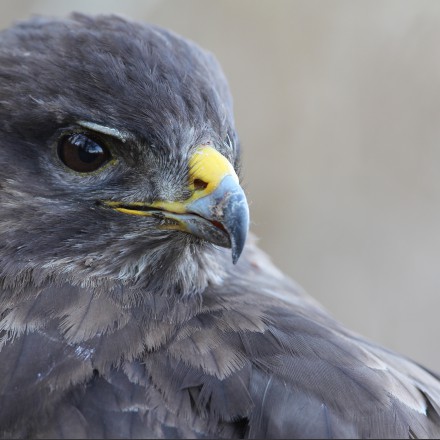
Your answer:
58,133 -> 111,172
77,138 -> 103,163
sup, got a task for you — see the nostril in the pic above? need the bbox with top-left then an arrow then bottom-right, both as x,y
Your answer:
194,178 -> 208,191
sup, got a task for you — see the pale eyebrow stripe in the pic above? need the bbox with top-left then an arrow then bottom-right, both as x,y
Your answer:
78,121 -> 131,143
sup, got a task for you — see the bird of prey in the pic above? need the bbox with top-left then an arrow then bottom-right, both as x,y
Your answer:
0,13 -> 439,439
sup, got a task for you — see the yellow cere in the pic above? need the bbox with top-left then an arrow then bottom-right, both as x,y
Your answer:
148,145 -> 238,212
187,145 -> 239,195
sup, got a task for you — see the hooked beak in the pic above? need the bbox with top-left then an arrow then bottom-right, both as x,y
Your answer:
104,145 -> 249,263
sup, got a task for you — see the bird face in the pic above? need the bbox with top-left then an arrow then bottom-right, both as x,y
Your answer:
0,14 -> 249,294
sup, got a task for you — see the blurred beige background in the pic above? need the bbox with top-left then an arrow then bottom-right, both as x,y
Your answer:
1,1 -> 440,370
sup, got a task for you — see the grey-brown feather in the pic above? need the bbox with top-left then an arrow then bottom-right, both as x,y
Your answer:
1,13 -> 440,439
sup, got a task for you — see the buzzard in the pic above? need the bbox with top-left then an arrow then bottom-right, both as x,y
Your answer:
0,13 -> 439,438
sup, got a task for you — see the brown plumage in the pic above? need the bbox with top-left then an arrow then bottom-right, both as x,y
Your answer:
0,13 -> 440,438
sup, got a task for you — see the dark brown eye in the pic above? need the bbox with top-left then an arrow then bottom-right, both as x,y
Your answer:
58,133 -> 111,172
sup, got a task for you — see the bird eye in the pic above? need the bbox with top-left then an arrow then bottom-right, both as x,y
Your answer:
58,133 -> 111,173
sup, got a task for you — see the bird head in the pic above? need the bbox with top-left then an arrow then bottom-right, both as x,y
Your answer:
0,14 -> 249,295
